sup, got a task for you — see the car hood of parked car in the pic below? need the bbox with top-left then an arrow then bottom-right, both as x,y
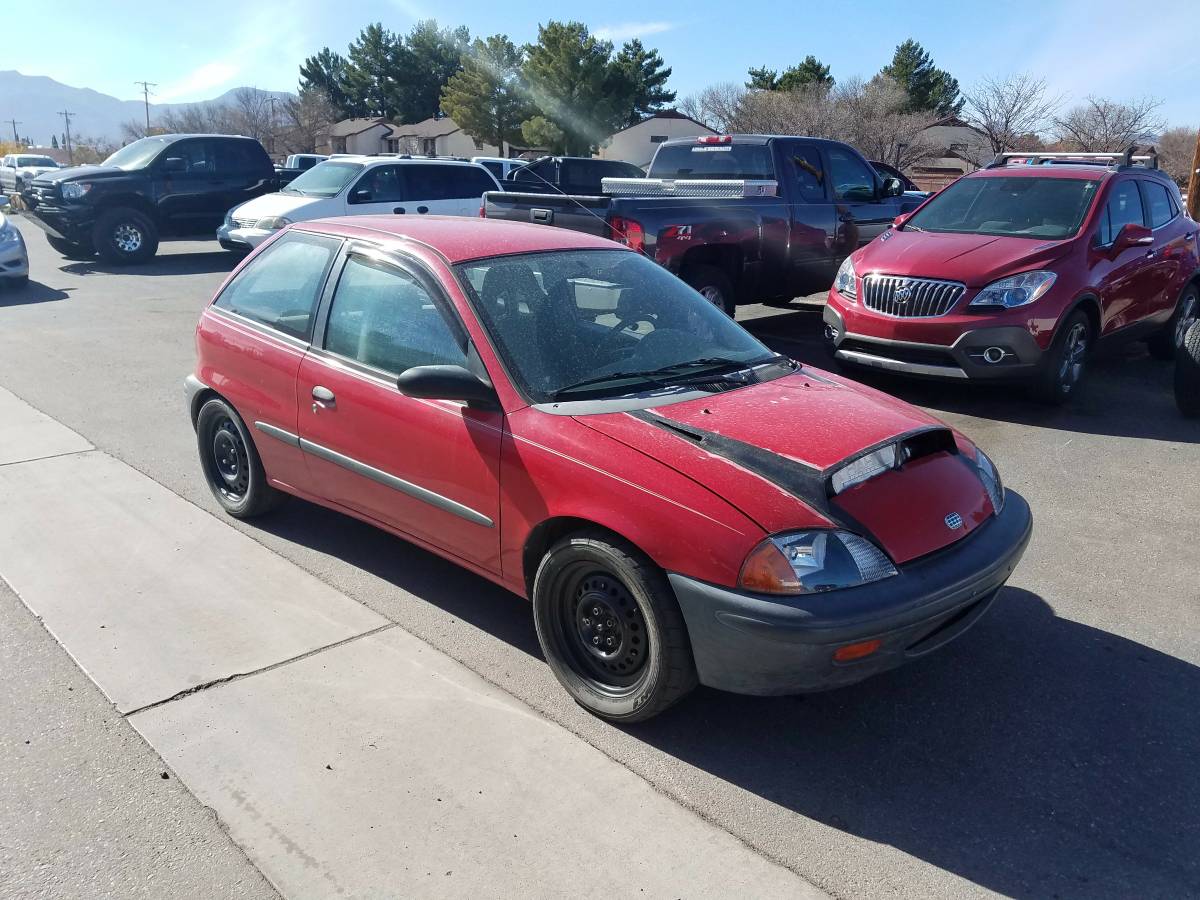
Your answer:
572,369 -> 995,564
856,227 -> 1074,288
30,165 -> 126,185
233,191 -> 329,221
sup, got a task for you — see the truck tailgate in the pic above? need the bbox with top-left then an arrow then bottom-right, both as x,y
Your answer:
482,191 -> 612,237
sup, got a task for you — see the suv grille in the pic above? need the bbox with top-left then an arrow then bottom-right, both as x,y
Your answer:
28,179 -> 59,206
862,275 -> 965,318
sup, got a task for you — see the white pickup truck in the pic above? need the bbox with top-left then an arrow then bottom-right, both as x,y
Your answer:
0,153 -> 60,193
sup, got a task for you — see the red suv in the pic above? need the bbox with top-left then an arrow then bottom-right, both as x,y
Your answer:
187,216 -> 1031,721
824,153 -> 1200,403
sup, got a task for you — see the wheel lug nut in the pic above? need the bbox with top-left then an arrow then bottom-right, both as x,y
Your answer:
592,636 -> 600,645
607,619 -> 614,627
607,637 -> 615,647
583,617 -> 590,625
593,607 -> 600,615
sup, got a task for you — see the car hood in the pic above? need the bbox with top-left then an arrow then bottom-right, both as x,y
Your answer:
575,370 -> 995,564
32,165 -> 129,184
232,191 -> 326,220
858,228 -> 1073,287
17,166 -> 57,176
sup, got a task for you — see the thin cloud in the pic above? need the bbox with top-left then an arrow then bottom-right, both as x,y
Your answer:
593,21 -> 675,42
157,61 -> 240,101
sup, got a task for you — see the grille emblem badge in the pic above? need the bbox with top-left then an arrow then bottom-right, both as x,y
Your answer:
945,512 -> 964,530
894,283 -> 912,302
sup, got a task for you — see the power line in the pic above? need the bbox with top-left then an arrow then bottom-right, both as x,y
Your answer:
57,110 -> 75,165
134,81 -> 157,131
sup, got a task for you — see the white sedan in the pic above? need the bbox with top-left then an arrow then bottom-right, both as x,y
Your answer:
0,200 -> 29,288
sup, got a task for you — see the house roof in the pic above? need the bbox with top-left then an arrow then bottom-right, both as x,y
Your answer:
388,116 -> 462,139
328,118 -> 388,137
609,109 -> 716,138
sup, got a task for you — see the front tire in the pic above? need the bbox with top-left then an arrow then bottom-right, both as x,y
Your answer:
683,264 -> 736,316
195,397 -> 284,518
1030,310 -> 1091,405
532,531 -> 697,722
1148,284 -> 1198,360
93,208 -> 159,265
1176,320 -> 1200,418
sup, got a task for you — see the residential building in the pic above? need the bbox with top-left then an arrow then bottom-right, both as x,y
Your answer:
597,110 -> 716,168
386,116 -> 501,158
909,116 -> 992,191
324,118 -> 392,155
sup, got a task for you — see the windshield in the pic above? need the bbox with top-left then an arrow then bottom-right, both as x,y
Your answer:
456,249 -> 778,403
906,175 -> 1101,239
648,143 -> 775,180
283,161 -> 363,197
103,137 -> 174,170
18,156 -> 57,168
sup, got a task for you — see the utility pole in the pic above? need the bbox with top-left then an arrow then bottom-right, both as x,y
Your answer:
58,110 -> 75,165
266,95 -> 278,156
134,81 -> 157,132
5,118 -> 20,143
1187,127 -> 1200,222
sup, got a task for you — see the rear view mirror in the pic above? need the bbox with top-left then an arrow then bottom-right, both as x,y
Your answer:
1112,222 -> 1153,252
162,157 -> 186,173
396,365 -> 498,408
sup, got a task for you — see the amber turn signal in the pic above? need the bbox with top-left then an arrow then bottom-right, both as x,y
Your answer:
833,639 -> 882,663
738,540 -> 802,594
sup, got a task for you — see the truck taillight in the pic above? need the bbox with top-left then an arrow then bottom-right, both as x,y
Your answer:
479,204 -> 486,218
609,216 -> 645,254
698,135 -> 733,144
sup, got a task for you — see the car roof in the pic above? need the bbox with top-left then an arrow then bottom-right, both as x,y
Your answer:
326,156 -> 489,169
292,215 -> 628,264
967,164 -> 1109,181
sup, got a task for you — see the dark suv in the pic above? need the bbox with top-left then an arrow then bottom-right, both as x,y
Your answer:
22,134 -> 277,264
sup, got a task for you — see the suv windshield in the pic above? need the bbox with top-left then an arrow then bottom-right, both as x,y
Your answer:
103,137 -> 175,170
648,143 -> 775,180
18,156 -> 57,168
283,161 -> 363,197
456,249 -> 781,403
907,175 -> 1101,239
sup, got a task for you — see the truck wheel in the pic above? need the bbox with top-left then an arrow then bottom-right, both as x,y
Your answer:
1030,310 -> 1091,405
532,530 -> 697,722
683,265 -> 735,316
1148,284 -> 1198,360
1176,320 -> 1200,418
46,235 -> 95,259
93,208 -> 159,265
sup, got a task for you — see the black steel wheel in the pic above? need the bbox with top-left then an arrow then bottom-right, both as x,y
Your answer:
1149,284 -> 1199,360
1030,310 -> 1091,405
195,397 -> 284,518
532,530 -> 696,722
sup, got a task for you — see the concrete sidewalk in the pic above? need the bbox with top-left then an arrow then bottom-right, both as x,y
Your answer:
0,385 -> 821,898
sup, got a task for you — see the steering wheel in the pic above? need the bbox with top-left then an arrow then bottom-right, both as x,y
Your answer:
595,314 -> 657,363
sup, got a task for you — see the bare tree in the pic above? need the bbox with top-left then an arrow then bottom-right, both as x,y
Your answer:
1053,96 -> 1165,151
280,89 -> 338,154
229,88 -> 275,147
963,74 -> 1059,155
1158,125 -> 1199,187
119,119 -> 148,144
158,102 -> 238,135
678,83 -> 747,133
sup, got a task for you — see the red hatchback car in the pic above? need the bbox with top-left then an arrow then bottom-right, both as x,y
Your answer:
824,153 -> 1200,403
187,217 -> 1032,721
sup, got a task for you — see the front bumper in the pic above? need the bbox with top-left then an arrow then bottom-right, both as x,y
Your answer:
0,233 -> 29,279
20,204 -> 95,243
217,223 -> 271,252
824,293 -> 1047,381
669,490 -> 1033,695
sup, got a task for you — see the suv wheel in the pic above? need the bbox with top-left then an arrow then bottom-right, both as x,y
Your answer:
195,397 -> 285,518
1148,284 -> 1198,360
532,530 -> 697,722
93,208 -> 159,264
1176,320 -> 1200,417
683,265 -> 735,316
1031,310 -> 1091,405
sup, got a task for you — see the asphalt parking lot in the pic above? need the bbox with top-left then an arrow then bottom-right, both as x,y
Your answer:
2,217 -> 1198,898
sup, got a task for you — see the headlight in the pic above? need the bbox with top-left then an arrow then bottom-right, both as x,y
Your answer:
969,270 -> 1056,309
0,223 -> 18,244
739,530 -> 897,595
834,255 -> 857,300
61,182 -> 92,200
973,448 -> 1005,514
255,216 -> 293,231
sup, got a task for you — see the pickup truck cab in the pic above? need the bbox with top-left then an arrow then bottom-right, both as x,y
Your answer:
471,156 -> 526,181
22,133 -> 278,264
1,153 -> 59,193
507,156 -> 645,195
483,135 -> 916,313
218,157 -> 500,252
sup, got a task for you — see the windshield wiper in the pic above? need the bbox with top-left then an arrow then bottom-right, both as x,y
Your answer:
552,357 -> 767,399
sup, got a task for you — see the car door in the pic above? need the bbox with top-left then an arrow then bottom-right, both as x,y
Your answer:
1137,178 -> 1187,321
296,245 -> 503,572
778,140 -> 838,294
344,164 -> 411,216
1091,177 -> 1153,334
823,144 -> 901,251
157,138 -> 228,231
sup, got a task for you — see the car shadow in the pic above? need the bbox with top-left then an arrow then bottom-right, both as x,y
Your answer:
743,306 -> 1198,444
627,588 -> 1200,897
58,250 -> 237,278
0,280 -> 72,306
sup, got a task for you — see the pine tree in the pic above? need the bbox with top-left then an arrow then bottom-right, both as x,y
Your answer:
441,35 -> 532,150
881,40 -> 962,116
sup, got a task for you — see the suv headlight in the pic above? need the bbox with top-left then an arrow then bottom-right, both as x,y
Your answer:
61,182 -> 92,200
969,271 -> 1056,309
739,530 -> 897,595
255,216 -> 292,231
0,221 -> 19,244
834,255 -> 857,301
972,448 -> 1005,514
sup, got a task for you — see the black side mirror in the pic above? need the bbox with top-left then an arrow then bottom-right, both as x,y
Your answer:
162,157 -> 186,173
882,176 -> 904,198
396,365 -> 499,408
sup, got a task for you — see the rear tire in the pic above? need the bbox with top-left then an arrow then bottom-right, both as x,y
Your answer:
46,235 -> 94,259
1176,320 -> 1200,418
532,530 -> 697,722
1148,284 -> 1198,360
93,208 -> 158,265
683,265 -> 736,316
195,397 -> 285,518
1030,310 -> 1091,405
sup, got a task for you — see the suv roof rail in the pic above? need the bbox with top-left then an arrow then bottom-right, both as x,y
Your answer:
985,146 -> 1158,171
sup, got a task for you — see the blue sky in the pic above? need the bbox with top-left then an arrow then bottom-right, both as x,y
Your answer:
7,0 -> 1198,126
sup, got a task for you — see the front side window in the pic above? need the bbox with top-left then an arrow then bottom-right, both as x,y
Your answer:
349,165 -> 406,204
909,175 -> 1101,240
212,232 -> 340,339
165,140 -> 219,175
827,147 -> 876,202
789,145 -> 826,202
457,249 -> 774,403
1098,181 -> 1144,245
1141,180 -> 1174,229
324,256 -> 467,374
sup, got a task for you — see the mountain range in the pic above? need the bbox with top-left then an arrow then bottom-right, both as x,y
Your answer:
1,71 -> 294,146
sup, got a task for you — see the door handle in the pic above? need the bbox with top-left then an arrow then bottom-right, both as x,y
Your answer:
393,206 -> 405,214
417,206 -> 429,214
1145,249 -> 1158,259
311,385 -> 336,412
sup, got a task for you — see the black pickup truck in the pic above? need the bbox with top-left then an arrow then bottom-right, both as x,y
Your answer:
484,135 -> 923,312
22,134 -> 279,264
506,156 -> 645,196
